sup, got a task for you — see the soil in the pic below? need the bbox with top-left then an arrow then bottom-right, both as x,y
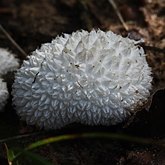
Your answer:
0,0 -> 165,164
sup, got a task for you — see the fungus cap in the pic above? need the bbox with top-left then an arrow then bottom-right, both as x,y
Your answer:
0,48 -> 19,111
0,79 -> 9,111
0,48 -> 19,76
12,29 -> 152,129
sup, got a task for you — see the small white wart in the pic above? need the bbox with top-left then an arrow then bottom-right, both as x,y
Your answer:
12,29 -> 152,129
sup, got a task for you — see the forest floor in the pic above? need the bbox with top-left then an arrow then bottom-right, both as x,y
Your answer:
0,0 -> 165,164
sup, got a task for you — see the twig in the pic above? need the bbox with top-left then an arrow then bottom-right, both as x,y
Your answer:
108,0 -> 129,31
0,24 -> 27,59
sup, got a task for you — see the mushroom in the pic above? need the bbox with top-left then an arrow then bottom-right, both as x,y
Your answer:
0,78 -> 9,111
12,29 -> 152,129
0,48 -> 19,111
0,48 -> 19,75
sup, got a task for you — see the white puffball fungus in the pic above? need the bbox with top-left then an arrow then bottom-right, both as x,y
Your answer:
0,48 -> 19,76
0,48 -> 19,111
0,78 -> 9,111
12,29 -> 152,129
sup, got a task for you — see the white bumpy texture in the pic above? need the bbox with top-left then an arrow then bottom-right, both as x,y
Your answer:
0,48 -> 19,111
0,79 -> 9,111
0,48 -> 19,75
12,29 -> 152,129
